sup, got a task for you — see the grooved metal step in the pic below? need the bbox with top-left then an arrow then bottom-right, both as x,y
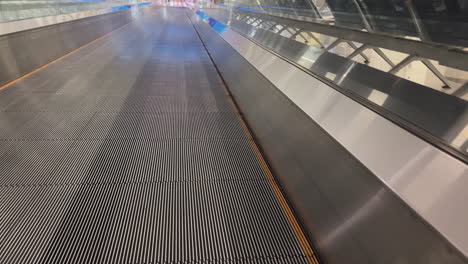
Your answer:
1,181 -> 308,264
0,7 -> 314,264
0,139 -> 265,187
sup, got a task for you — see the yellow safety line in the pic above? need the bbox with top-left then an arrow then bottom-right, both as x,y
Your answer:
0,21 -> 132,91
221,84 -> 320,264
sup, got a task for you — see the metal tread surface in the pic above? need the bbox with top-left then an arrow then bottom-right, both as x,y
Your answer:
0,95 -> 234,113
0,6 -> 315,264
1,181 -> 306,263
0,139 -> 265,186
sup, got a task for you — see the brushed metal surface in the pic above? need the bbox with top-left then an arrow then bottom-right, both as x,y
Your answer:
0,0 -> 136,23
190,10 -> 468,263
0,7 -> 121,36
0,9 -> 133,87
203,8 -> 468,157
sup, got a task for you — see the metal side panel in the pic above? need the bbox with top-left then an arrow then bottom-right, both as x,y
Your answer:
0,9 -> 134,87
201,8 -> 468,157
0,8 -> 121,36
189,10 -> 468,264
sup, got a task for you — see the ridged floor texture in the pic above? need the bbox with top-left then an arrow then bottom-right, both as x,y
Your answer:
0,7 -> 313,264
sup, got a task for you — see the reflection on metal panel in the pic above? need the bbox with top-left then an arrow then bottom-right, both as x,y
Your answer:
201,7 -> 468,160
0,9 -> 135,87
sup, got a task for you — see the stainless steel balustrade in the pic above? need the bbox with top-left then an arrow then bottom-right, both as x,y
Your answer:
0,0 -> 143,22
200,6 -> 468,160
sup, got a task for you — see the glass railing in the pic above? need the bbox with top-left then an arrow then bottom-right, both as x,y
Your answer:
214,0 -> 468,50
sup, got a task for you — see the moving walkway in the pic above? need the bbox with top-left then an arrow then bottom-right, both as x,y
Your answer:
0,3 -> 467,264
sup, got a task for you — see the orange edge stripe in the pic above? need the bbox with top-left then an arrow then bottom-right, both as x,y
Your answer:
0,21 -> 132,91
221,86 -> 319,264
